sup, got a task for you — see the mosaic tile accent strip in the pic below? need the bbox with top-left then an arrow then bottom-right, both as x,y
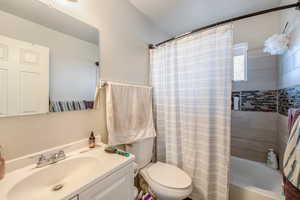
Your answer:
278,85 -> 300,116
241,90 -> 277,112
232,86 -> 300,115
232,90 -> 277,112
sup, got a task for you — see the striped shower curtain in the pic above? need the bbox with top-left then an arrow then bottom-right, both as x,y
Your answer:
150,25 -> 233,200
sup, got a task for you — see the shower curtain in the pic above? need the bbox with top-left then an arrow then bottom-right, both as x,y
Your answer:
150,25 -> 233,200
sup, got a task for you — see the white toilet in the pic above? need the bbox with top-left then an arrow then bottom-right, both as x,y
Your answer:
126,137 -> 193,200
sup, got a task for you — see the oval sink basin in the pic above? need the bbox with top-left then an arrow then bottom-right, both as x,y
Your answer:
8,156 -> 100,200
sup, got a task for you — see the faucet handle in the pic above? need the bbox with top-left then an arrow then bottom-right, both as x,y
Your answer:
50,150 -> 66,163
57,150 -> 66,159
36,154 -> 48,168
37,154 -> 47,162
29,153 -> 45,160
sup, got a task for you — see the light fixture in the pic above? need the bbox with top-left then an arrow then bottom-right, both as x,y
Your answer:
264,34 -> 289,55
264,22 -> 290,55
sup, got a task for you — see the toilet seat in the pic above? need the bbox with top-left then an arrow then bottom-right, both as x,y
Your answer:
147,162 -> 192,189
140,162 -> 193,200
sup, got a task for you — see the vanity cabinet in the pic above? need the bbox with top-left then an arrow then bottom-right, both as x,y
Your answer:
75,163 -> 134,200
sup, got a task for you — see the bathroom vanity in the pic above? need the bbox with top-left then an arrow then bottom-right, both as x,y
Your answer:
0,145 -> 135,200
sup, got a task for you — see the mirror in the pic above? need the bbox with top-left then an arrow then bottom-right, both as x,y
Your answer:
0,0 -> 100,117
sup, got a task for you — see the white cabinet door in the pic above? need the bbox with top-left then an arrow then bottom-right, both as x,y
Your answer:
0,35 -> 49,116
79,164 -> 134,200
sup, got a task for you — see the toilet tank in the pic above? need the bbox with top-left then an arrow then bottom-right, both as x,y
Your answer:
126,137 -> 154,169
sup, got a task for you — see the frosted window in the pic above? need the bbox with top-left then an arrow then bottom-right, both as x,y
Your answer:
233,43 -> 248,81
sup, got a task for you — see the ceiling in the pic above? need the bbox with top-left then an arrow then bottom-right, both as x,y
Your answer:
0,0 -> 99,45
128,0 -> 282,36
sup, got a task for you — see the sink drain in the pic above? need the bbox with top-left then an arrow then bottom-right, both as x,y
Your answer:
52,184 -> 64,191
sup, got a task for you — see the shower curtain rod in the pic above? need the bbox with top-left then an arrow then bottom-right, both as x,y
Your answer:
149,1 -> 300,49
100,80 -> 152,89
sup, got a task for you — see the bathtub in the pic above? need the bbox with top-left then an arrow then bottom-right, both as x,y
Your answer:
230,156 -> 284,200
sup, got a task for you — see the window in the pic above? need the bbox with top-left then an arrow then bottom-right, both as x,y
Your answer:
233,43 -> 248,81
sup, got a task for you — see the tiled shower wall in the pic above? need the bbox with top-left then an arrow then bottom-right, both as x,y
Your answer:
232,86 -> 300,163
231,49 -> 279,163
231,3 -> 300,163
233,90 -> 277,112
231,111 -> 278,162
278,86 -> 300,116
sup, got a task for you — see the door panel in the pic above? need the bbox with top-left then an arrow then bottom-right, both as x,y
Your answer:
16,43 -> 49,115
19,48 -> 40,66
0,43 -> 8,63
20,71 -> 40,114
0,34 -> 49,116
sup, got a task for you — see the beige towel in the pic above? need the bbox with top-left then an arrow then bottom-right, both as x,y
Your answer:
93,86 -> 102,109
106,82 -> 156,145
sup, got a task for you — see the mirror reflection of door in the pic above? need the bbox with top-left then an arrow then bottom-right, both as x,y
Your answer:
0,0 -> 100,116
0,35 -> 49,116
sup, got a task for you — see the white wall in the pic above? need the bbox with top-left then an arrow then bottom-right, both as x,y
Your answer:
0,10 -> 99,101
278,0 -> 300,89
37,0 -> 170,84
0,0 -> 169,160
233,12 -> 280,50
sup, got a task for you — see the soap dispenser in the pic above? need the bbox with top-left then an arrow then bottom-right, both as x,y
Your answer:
267,148 -> 278,170
0,145 -> 5,180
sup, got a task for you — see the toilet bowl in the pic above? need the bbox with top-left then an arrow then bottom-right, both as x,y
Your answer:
126,137 -> 193,200
140,162 -> 193,200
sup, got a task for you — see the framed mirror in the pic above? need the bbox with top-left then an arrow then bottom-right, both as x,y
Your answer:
0,0 -> 100,117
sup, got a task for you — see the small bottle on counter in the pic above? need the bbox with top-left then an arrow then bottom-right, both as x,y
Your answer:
89,132 -> 96,148
0,146 -> 5,180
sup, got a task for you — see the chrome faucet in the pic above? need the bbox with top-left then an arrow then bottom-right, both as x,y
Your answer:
50,150 -> 66,163
34,150 -> 66,168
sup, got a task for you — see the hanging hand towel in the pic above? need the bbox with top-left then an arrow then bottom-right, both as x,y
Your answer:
106,82 -> 156,145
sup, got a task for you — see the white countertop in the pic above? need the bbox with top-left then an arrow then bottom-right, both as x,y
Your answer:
0,146 -> 135,200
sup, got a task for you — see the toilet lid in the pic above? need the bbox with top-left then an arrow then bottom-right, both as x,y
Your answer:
147,162 -> 192,189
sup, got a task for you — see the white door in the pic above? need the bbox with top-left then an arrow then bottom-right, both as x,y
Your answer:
0,42 -> 9,116
0,35 -> 49,116
79,166 -> 134,200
